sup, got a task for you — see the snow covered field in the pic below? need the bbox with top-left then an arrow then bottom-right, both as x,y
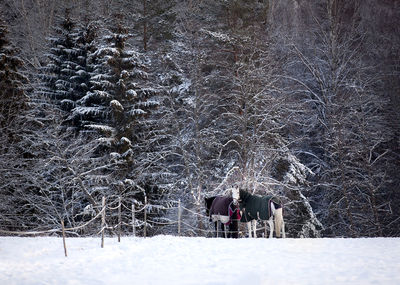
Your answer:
1,236 -> 399,285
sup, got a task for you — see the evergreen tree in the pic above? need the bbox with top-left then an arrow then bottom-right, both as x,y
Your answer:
83,16 -> 158,165
0,18 -> 29,231
38,10 -> 88,118
23,13 -> 109,232
75,15 -> 160,234
138,0 -> 177,51
66,20 -> 99,130
0,18 -> 28,134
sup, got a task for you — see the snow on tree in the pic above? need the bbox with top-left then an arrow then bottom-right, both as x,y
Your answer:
36,10 -> 102,133
284,0 -> 394,237
38,10 -> 84,108
1,0 -> 399,237
66,14 -> 162,235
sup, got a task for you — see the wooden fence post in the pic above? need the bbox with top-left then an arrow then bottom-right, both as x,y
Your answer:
177,199 -> 181,236
101,196 -> 106,248
118,196 -> 121,242
61,220 -> 67,257
143,196 -> 147,237
132,203 -> 136,237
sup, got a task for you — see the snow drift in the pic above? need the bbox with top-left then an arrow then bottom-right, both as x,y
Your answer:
0,236 -> 399,285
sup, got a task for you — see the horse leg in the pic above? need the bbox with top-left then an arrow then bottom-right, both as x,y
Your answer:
229,221 -> 238,238
247,222 -> 252,238
221,222 -> 227,238
252,220 -> 257,238
274,208 -> 284,238
282,220 -> 286,238
216,220 -> 227,238
264,221 -> 268,237
267,217 -> 274,238
216,221 -> 219,237
227,222 -> 233,238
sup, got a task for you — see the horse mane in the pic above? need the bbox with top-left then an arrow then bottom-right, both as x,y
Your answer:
239,188 -> 251,201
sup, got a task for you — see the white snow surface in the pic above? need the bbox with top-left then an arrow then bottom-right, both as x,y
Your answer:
1,236 -> 399,285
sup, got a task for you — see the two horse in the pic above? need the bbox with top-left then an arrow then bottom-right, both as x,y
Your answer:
205,187 -> 285,238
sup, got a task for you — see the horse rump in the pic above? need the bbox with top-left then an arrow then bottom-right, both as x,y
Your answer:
204,196 -> 216,220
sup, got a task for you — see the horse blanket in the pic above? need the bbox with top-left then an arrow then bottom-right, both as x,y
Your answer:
209,196 -> 241,225
239,189 -> 279,222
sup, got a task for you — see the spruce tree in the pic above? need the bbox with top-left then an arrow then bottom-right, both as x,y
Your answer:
0,18 -> 29,231
0,18 -> 28,134
76,15 -> 160,233
38,10 -> 88,118
66,20 -> 99,130
26,13 -> 107,232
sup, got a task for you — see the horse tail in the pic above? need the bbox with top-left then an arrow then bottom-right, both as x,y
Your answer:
274,207 -> 284,238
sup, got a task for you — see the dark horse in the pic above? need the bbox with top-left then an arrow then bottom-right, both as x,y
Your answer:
205,196 -> 241,238
233,187 -> 285,238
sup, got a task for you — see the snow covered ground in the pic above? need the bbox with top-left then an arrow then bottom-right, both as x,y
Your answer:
1,236 -> 399,285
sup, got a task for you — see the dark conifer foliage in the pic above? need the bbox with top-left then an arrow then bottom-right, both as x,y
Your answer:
81,14 -> 159,165
71,14 -> 161,232
0,18 -> 30,231
38,10 -> 84,109
0,18 -> 28,133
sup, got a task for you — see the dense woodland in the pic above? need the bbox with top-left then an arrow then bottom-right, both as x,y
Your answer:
0,0 -> 399,238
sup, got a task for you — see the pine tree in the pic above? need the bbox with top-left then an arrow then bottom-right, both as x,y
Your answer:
139,0 -> 177,51
66,20 -> 99,130
74,15 -> 160,234
0,18 -> 28,134
83,16 -> 158,160
0,18 -> 29,231
38,10 -> 88,116
22,12 -> 108,232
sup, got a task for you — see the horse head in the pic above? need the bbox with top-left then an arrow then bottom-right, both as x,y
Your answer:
227,200 -> 241,238
231,186 -> 240,204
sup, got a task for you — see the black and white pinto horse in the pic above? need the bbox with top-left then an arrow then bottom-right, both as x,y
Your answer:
204,190 -> 241,238
232,187 -> 285,238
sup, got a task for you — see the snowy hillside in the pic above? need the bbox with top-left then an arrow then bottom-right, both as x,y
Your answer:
1,236 -> 399,285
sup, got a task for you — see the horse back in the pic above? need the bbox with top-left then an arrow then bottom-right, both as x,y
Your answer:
210,196 -> 233,216
241,195 -> 275,221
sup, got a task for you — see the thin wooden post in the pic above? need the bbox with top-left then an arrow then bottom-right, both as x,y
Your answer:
101,196 -> 106,248
61,220 -> 67,257
143,196 -> 147,237
177,199 -> 181,236
132,203 -> 136,237
118,196 -> 121,242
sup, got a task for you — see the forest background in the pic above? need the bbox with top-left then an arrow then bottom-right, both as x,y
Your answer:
1,0 -> 399,238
